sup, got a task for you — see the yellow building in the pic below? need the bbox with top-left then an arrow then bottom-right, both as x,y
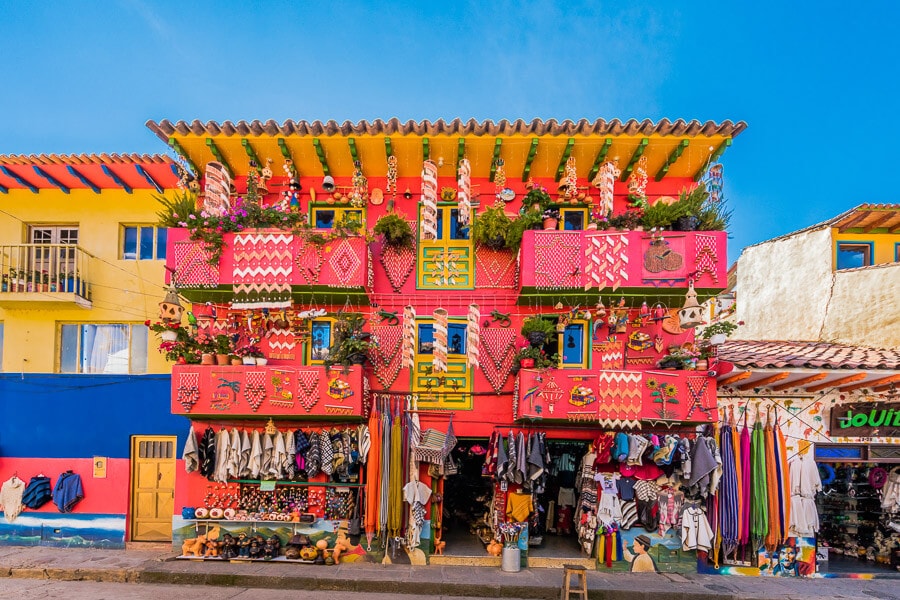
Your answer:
0,153 -> 182,374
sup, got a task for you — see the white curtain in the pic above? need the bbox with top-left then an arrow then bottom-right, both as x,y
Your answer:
83,324 -> 129,374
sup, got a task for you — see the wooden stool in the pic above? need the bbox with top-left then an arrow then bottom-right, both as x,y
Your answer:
560,564 -> 588,600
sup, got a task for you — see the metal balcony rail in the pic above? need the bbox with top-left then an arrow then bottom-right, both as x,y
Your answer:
0,243 -> 91,298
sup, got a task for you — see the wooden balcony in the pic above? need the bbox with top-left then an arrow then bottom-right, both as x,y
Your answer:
171,364 -> 365,419
165,228 -> 369,303
0,244 -> 92,309
518,230 -> 727,297
516,367 -> 718,426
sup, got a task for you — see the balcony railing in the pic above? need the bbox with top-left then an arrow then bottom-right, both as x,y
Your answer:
171,364 -> 365,418
0,244 -> 92,308
516,367 -> 717,425
165,228 -> 369,301
519,230 -> 727,293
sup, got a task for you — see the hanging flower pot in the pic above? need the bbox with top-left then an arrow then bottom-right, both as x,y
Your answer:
709,333 -> 727,346
160,330 -> 178,342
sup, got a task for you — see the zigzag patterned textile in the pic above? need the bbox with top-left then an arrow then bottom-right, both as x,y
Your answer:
372,325 -> 404,388
481,328 -> 517,393
475,245 -> 517,288
534,232 -> 581,289
595,371 -> 642,428
232,233 -> 293,308
173,241 -> 219,287
584,232 -> 629,291
694,234 -> 719,283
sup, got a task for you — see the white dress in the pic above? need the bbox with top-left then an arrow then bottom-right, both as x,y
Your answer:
681,506 -> 714,551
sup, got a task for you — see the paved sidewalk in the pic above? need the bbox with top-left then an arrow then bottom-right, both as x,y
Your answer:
0,545 -> 898,600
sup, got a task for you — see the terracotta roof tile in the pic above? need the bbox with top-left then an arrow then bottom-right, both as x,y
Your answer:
146,117 -> 748,142
718,340 -> 900,370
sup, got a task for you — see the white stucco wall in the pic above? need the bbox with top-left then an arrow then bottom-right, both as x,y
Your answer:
824,262 -> 900,348
733,227 -> 833,341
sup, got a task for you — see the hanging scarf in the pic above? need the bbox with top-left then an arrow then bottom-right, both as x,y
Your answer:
718,422 -> 739,556
198,426 -> 216,480
388,413 -> 403,537
306,431 -> 321,478
495,432 -> 509,482
238,429 -> 251,478
750,420 -> 769,543
249,430 -> 262,479
365,407 -> 382,540
772,421 -> 791,546
182,425 -> 199,473
284,430 -> 297,480
739,423 -> 751,545
764,421 -> 779,551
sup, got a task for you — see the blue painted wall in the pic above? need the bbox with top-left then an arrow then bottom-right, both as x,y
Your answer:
0,374 -> 187,458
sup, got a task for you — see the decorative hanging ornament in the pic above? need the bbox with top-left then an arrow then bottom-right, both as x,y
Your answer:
432,308 -> 449,374
203,161 -> 232,217
420,160 -> 439,241
494,158 -> 507,197
467,304 -> 480,368
678,281 -> 703,329
402,305 -> 416,369
350,161 -> 368,207
628,155 -> 649,201
457,158 -> 472,226
564,156 -> 577,199
592,160 -> 619,217
159,287 -> 184,323
707,163 -> 724,203
386,155 -> 398,198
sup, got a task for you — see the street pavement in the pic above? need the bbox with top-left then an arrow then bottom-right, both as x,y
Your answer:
0,545 -> 898,600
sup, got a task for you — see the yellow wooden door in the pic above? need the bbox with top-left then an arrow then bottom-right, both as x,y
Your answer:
418,204 -> 473,289
130,435 -> 176,541
412,319 -> 472,409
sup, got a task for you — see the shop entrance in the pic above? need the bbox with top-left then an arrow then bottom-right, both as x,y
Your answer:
815,457 -> 900,574
439,438 -> 587,559
130,435 -> 176,541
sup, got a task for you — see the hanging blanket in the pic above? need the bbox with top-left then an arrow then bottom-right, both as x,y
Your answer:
232,232 -> 293,308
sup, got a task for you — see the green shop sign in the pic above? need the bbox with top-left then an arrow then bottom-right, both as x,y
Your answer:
830,402 -> 900,437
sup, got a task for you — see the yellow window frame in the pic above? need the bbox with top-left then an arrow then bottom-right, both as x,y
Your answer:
307,317 -> 336,364
558,319 -> 589,368
558,207 -> 589,231
309,205 -> 366,231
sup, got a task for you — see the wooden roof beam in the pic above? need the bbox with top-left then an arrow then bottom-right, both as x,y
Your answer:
488,138 -> 502,182
0,182 -> 7,193
241,138 -> 262,168
312,138 -> 331,176
101,165 -> 133,194
167,138 -> 200,176
384,137 -> 393,158
840,373 -> 900,392
836,211 -> 873,231
422,137 -> 430,161
457,137 -> 465,170
31,166 -> 70,193
554,138 -> 576,182
737,372 -> 790,391
135,164 -> 163,193
348,137 -> 359,166
65,165 -> 101,193
720,371 -> 751,386
276,138 -> 297,175
587,138 -> 613,182
771,372 -> 827,392
619,138 -> 649,182
521,138 -> 539,182
806,373 -> 867,393
861,211 -> 896,232
0,166 -> 38,192
205,138 -> 233,178
693,139 -> 731,181
655,140 -> 690,181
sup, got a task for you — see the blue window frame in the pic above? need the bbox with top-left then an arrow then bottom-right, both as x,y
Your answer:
561,323 -> 585,365
123,225 -> 167,260
435,208 -> 470,241
836,241 -> 873,270
310,321 -> 332,362
561,210 -> 585,230
895,242 -> 899,262
417,322 -> 467,355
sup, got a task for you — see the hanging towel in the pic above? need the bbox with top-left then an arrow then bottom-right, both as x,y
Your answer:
182,425 -> 199,473
527,433 -> 545,481
495,432 -> 509,482
238,429 -> 251,477
1,476 -> 26,522
249,430 -> 263,479
272,430 -> 287,479
226,428 -> 241,480
261,433 -> 275,479
515,432 -> 527,484
306,431 -> 321,478
213,429 -> 231,483
284,430 -> 297,480
198,426 -> 216,480
52,472 -> 84,513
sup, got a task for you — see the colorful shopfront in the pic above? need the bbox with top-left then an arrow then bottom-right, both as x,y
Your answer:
149,117 -> 749,569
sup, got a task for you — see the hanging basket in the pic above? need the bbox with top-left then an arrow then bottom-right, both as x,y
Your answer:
160,330 -> 178,342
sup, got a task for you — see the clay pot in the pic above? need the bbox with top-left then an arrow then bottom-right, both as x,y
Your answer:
201,353 -> 215,365
216,353 -> 229,366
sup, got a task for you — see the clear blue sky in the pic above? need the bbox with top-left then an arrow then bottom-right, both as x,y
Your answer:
2,1 -> 898,263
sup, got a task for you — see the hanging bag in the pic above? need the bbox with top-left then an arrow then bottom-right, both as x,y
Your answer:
348,487 -> 362,536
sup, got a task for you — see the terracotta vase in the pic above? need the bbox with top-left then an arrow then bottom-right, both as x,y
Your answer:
231,358 -> 242,366
216,353 -> 230,366
201,353 -> 215,365
542,218 -> 558,230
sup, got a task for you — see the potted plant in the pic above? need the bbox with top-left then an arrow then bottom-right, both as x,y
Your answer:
700,320 -> 741,346
607,211 -> 643,231
514,345 -> 560,369
373,212 -> 414,250
657,345 -> 699,370
214,334 -> 233,365
146,320 -> 183,342
471,204 -> 513,250
521,316 -> 556,347
523,186 -> 553,213
327,337 -> 373,367
542,208 -> 560,230
236,344 -> 264,365
505,209 -> 543,252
